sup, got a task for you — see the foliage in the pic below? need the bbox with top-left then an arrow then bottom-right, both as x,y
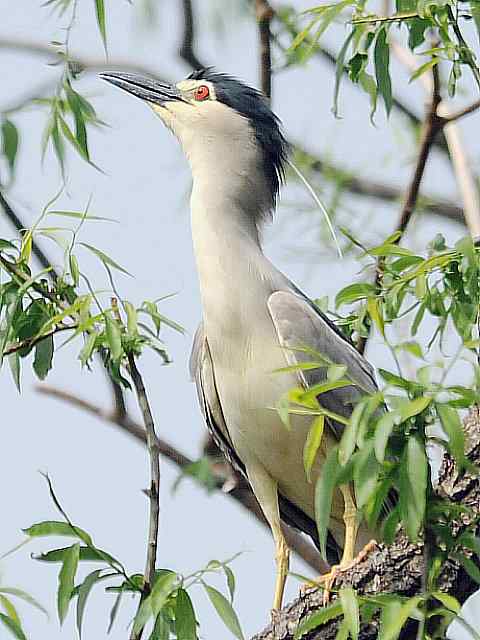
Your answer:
277,0 -> 480,116
280,232 -> 480,637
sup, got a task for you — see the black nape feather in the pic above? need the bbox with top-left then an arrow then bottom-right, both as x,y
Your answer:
188,68 -> 289,207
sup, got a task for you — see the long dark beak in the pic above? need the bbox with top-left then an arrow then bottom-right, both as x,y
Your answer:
100,72 -> 185,105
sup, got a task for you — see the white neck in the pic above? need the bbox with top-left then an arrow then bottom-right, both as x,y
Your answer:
189,141 -> 278,331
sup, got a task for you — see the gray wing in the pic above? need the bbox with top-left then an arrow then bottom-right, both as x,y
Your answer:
189,323 -> 244,473
190,322 -> 337,554
267,290 -> 378,440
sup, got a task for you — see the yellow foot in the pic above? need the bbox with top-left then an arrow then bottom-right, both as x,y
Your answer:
300,540 -> 378,606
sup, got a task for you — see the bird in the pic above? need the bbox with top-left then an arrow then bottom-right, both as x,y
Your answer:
100,68 -> 381,611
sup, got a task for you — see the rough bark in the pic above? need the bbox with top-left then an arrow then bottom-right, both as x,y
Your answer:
251,407 -> 480,640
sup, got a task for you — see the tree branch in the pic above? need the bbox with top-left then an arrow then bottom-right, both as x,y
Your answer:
251,407 -> 480,640
357,66 -> 443,355
179,0 -> 204,70
36,384 -> 326,573
0,37 -> 169,80
294,144 -> 465,225
127,354 -> 160,640
255,0 -> 274,100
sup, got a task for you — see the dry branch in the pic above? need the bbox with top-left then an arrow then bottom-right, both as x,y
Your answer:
251,407 -> 480,640
36,384 -> 326,573
256,0 -> 274,99
127,355 -> 160,640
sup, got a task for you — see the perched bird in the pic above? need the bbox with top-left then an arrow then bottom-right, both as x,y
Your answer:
101,68 -> 379,611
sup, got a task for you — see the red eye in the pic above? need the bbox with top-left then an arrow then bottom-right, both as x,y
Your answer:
194,85 -> 210,101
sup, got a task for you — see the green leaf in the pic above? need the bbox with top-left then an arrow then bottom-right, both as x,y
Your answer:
398,396 -> 431,421
1,120 -> 19,173
374,26 -> 393,115
8,353 -> 21,393
339,403 -> 363,466
57,543 -> 80,624
315,446 -> 340,560
33,334 -> 54,380
94,0 -> 108,52
294,601 -> 343,639
49,210 -> 116,222
431,591 -> 460,614
437,403 -> 465,466
34,545 -> 116,565
76,569 -> 102,637
223,565 -> 236,602
452,553 -> 480,584
105,313 -> 122,361
354,442 -> 379,508
335,283 -> 376,307
203,584 -> 244,640
132,596 -> 153,635
0,613 -> 27,640
379,595 -> 423,639
175,589 -> 197,640
399,436 -> 427,540
409,58 -> 439,82
303,415 -> 325,482
340,587 -> 359,639
23,521 -> 93,545
327,364 -> 347,382
150,571 -> 177,617
0,596 -> 20,625
374,413 -> 396,463
79,242 -> 132,276
333,31 -> 354,117
65,82 -> 89,161
367,297 -> 384,336
107,586 -> 124,634
79,332 -> 97,367
69,254 -> 80,287
0,588 -> 48,618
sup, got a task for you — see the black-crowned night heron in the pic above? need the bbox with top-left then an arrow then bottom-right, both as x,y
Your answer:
101,68 -> 379,611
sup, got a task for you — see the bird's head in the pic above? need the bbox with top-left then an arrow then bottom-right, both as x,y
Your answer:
100,68 -> 288,210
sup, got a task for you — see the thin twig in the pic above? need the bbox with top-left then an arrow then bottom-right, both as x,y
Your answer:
255,0 -> 274,100
390,40 -> 480,240
0,38 -> 169,81
3,324 -> 75,356
179,0 -> 204,70
295,143 -> 465,225
127,354 -> 160,640
0,190 -> 55,275
36,384 -> 326,573
443,98 -> 480,123
357,66 -> 443,355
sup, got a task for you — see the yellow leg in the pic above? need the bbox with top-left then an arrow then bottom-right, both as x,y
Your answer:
301,484 -> 374,605
273,527 -> 290,611
245,462 -> 290,612
339,483 -> 359,567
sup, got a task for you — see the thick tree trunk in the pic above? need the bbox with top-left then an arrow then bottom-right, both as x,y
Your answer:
251,407 -> 480,640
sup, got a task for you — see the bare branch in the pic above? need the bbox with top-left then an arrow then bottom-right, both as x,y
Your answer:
357,66 -> 443,354
127,354 -> 160,640
3,324 -> 75,357
443,98 -> 480,124
0,189 -> 56,276
179,0 -> 204,70
255,0 -> 274,99
36,384 -> 326,573
390,40 -> 480,240
295,144 -> 465,225
0,37 -> 169,80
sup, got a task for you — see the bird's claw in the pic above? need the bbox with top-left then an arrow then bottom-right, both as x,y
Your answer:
299,540 -> 378,606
